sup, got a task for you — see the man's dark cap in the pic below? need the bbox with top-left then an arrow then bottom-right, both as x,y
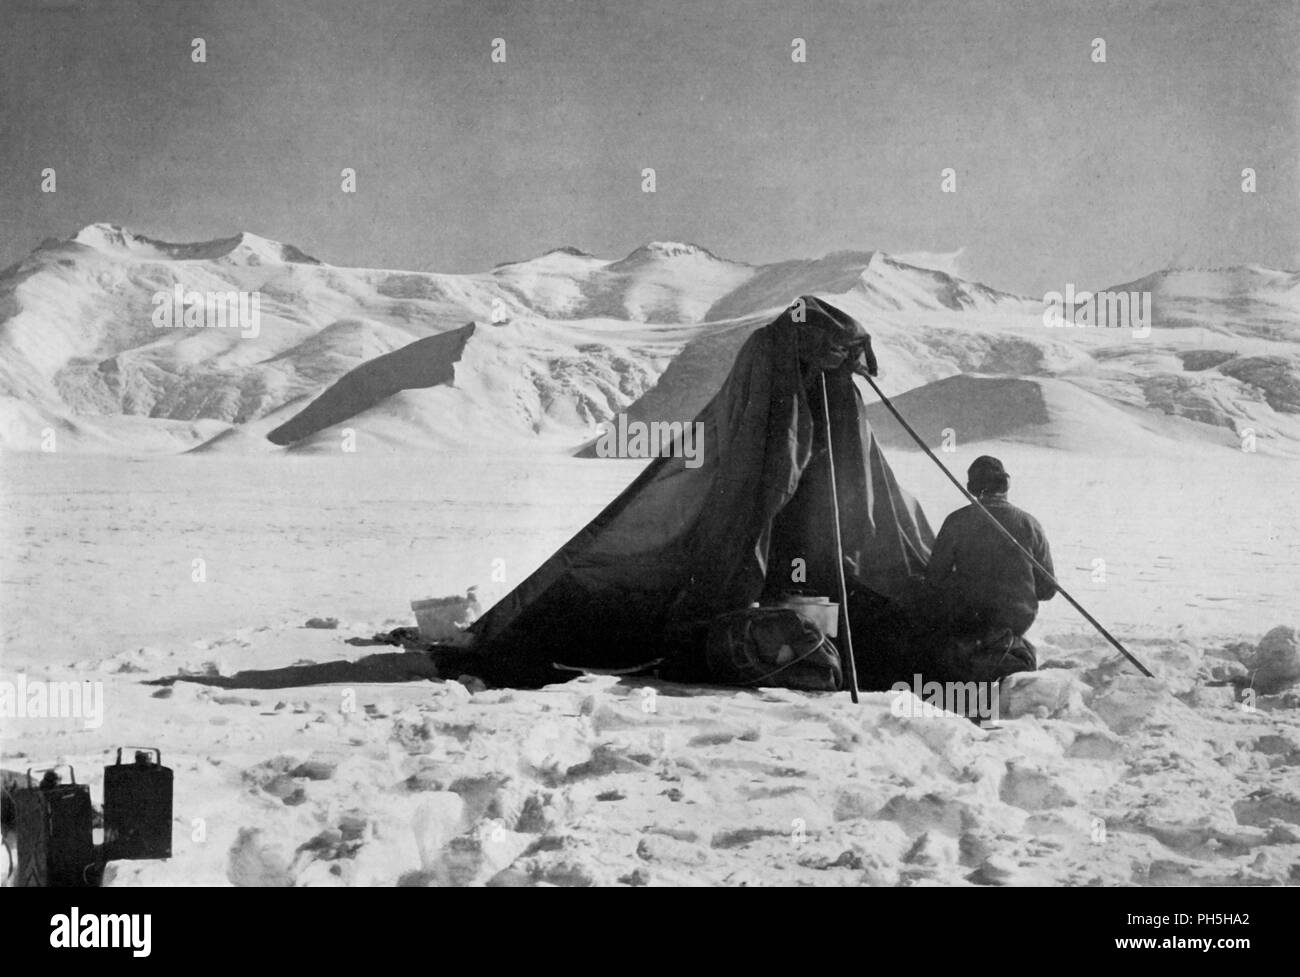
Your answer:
968,455 -> 1008,481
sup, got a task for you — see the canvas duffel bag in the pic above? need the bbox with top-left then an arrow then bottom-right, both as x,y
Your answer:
705,607 -> 842,691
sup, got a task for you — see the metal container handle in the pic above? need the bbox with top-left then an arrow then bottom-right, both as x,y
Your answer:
25,764 -> 76,787
115,746 -> 162,766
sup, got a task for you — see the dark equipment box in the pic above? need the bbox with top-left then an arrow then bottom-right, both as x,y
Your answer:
13,766 -> 96,887
104,746 -> 173,861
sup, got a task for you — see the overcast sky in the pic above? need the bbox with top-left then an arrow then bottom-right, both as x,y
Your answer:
1,0 -> 1296,293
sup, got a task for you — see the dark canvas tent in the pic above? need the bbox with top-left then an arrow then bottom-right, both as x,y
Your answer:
462,296 -> 935,688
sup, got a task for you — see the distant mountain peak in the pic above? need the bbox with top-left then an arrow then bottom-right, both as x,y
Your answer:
602,242 -> 747,277
491,245 -> 604,270
61,224 -> 319,265
625,241 -> 726,261
70,222 -> 139,250
226,232 -> 321,265
1104,262 -> 1300,297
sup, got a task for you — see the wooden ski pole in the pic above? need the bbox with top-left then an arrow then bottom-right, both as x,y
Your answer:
820,372 -> 862,702
855,368 -> 1153,679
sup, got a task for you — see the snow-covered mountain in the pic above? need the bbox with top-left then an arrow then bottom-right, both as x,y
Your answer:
1,223 -> 1297,456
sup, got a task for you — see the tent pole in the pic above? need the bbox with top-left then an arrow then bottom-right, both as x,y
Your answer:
854,369 -> 1153,678
819,372 -> 862,702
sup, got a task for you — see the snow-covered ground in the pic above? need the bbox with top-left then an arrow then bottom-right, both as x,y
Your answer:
2,446 -> 1297,886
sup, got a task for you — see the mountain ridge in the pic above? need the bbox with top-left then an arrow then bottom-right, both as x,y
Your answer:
1,224 -> 1297,456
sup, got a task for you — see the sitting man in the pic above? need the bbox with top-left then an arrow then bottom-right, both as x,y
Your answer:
923,456 -> 1056,682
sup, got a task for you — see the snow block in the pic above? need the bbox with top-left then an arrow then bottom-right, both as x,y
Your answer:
999,669 -> 1091,720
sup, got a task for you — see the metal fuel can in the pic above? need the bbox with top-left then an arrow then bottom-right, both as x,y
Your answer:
13,766 -> 96,887
103,747 -> 173,861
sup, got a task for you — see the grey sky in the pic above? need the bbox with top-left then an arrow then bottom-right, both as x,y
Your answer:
1,0 -> 1296,293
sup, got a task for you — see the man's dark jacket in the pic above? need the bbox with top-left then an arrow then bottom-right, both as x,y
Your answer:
925,495 -> 1055,635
